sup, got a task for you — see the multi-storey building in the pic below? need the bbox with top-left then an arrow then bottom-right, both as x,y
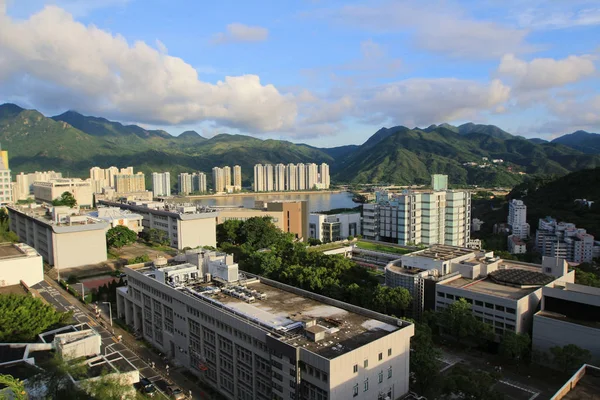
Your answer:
385,244 -> 574,329
309,212 -> 361,242
192,172 -> 207,193
100,200 -> 218,249
212,167 -> 226,193
536,217 -> 596,263
431,174 -> 448,191
115,172 -> 145,194
116,251 -> 414,400
274,164 -> 286,191
532,282 -> 600,366
264,164 -> 274,192
90,166 -> 135,193
7,204 -> 108,269
508,235 -> 526,254
178,173 -> 193,195
14,171 -> 63,201
253,165 -> 265,192
306,163 -> 318,190
0,144 -> 12,205
363,184 -> 471,247
0,242 -> 44,287
319,163 -> 330,189
296,163 -> 306,191
33,179 -> 94,208
223,166 -> 232,190
233,165 -> 242,191
286,164 -> 298,191
508,199 -> 530,239
152,172 -> 171,197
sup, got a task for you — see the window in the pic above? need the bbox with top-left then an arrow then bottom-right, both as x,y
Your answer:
485,303 -> 494,309
364,378 -> 369,392
378,371 -> 383,383
506,307 -> 516,314
475,300 -> 483,306
353,364 -> 358,373
353,384 -> 358,397
388,366 -> 392,379
378,353 -> 383,361
496,305 -> 505,312
388,348 -> 392,356
364,359 -> 368,368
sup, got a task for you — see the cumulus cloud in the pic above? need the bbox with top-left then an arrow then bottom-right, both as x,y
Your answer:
320,1 -> 531,59
358,78 -> 511,127
211,23 -> 269,44
0,6 -> 294,132
513,1 -> 600,30
497,54 -> 596,91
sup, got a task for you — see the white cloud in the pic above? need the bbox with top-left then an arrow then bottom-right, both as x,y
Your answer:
0,6 -> 295,133
320,1 -> 531,59
497,54 -> 596,91
513,2 -> 600,30
358,78 -> 511,127
211,23 -> 269,45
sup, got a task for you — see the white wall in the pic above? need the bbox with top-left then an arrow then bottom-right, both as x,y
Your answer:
53,230 -> 108,269
0,253 -> 43,287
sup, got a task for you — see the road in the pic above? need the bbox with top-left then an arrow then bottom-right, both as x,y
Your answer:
32,278 -> 214,400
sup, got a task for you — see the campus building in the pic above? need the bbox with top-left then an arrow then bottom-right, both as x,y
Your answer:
532,282 -> 600,366
14,171 -> 63,202
385,244 -> 574,333
536,217 -> 596,263
116,250 -> 414,400
363,178 -> 471,247
0,242 -> 43,287
32,178 -> 94,208
99,200 -> 218,249
7,204 -> 108,270
88,206 -> 144,233
309,212 -> 361,243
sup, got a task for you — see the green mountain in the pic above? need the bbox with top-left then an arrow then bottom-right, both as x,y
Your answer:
333,125 -> 600,186
508,168 -> 600,237
551,130 -> 600,154
2,103 -> 599,188
0,104 -> 332,187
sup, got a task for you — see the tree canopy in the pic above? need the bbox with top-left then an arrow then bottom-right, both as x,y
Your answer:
0,295 -> 72,342
550,344 -> 592,373
106,225 -> 137,249
437,298 -> 494,347
52,191 -> 77,207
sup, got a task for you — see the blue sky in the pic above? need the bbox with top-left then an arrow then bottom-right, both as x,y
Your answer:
1,0 -> 599,147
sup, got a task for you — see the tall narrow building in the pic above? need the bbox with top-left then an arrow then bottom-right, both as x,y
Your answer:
0,144 -> 12,205
115,172 -> 146,193
286,164 -> 298,191
223,166 -> 232,189
296,163 -> 306,190
212,167 -> 225,193
319,163 -> 330,189
178,173 -> 193,195
152,172 -> 171,197
233,165 -> 242,190
253,164 -> 264,192
508,199 -> 530,239
306,163 -> 318,190
274,163 -> 286,191
192,172 -> 207,193
264,164 -> 274,192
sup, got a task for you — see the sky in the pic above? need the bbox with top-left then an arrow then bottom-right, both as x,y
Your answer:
0,0 -> 599,147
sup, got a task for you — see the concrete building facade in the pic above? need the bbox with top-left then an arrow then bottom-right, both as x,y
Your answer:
88,207 -> 143,233
115,172 -> 145,194
363,184 -> 471,247
253,165 -> 265,192
192,172 -> 207,193
508,199 -> 530,239
7,205 -> 108,270
152,172 -> 171,197
99,200 -> 218,249
536,217 -> 596,263
33,179 -> 94,208
179,173 -> 193,195
0,145 -> 13,205
253,163 -> 330,193
508,235 -> 527,254
0,243 -> 44,287
14,171 -> 62,202
309,212 -> 361,242
431,174 -> 448,191
532,283 -> 600,366
116,251 -> 414,400
233,165 -> 242,191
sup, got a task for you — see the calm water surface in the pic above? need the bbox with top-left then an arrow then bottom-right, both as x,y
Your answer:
191,192 -> 356,212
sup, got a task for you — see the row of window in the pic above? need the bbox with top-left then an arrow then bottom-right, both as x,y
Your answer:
352,368 -> 392,396
437,293 -> 516,314
352,348 -> 393,373
128,277 -> 173,304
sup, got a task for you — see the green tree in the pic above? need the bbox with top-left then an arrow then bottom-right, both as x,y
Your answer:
499,332 -> 531,365
32,353 -> 88,400
81,373 -> 137,400
216,219 -> 242,246
550,344 -> 592,373
307,238 -> 322,246
574,268 -> 600,287
0,374 -> 28,400
147,228 -> 169,245
410,323 -> 442,397
0,295 -> 72,342
106,225 -> 137,249
238,217 -> 283,250
371,286 -> 411,316
438,298 -> 493,346
442,364 -> 502,400
52,191 -> 77,207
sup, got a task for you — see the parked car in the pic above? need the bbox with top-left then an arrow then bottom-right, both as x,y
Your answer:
139,377 -> 157,397
166,385 -> 186,400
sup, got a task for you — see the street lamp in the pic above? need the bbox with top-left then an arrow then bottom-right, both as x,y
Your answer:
102,301 -> 113,327
79,283 -> 85,300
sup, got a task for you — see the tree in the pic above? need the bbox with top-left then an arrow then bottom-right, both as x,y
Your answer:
499,332 -> 531,365
0,295 -> 72,342
81,373 -> 137,400
238,217 -> 283,250
442,364 -> 502,400
438,298 -> 493,346
52,191 -> 77,207
106,225 -> 137,249
410,323 -> 442,397
371,286 -> 411,316
550,344 -> 592,373
0,374 -> 28,400
216,219 -> 242,246
147,228 -> 169,245
307,238 -> 322,246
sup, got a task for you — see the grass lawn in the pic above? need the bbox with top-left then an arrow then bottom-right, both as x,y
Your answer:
355,241 -> 413,255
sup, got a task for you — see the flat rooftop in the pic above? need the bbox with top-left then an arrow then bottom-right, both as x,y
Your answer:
441,276 -> 541,300
562,366 -> 600,400
536,310 -> 600,330
405,245 -> 474,261
0,244 -> 24,259
174,278 -> 403,359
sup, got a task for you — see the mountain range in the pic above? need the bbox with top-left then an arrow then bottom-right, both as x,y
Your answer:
1,103 -> 600,187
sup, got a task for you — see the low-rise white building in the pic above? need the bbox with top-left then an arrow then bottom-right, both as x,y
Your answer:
309,212 -> 361,242
88,207 -> 143,233
508,235 -> 527,254
533,283 -> 600,366
0,242 -> 43,287
33,178 -> 94,208
7,204 -> 108,270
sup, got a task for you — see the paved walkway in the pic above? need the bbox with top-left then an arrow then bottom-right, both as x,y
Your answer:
33,277 -> 217,400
